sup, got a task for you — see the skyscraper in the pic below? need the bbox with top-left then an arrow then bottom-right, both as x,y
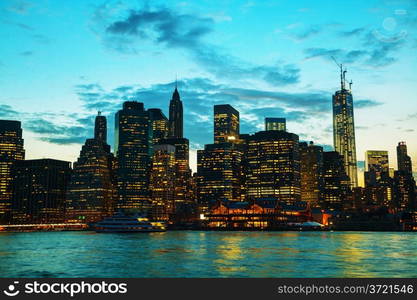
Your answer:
245,130 -> 301,203
12,159 -> 71,223
322,151 -> 350,209
365,150 -> 389,186
148,108 -> 169,146
168,85 -> 183,138
300,142 -> 323,206
214,105 -> 240,143
332,67 -> 358,188
397,142 -> 412,173
394,142 -> 415,210
197,143 -> 243,212
364,150 -> 392,207
149,144 -> 176,221
66,113 -> 116,222
162,137 -> 193,206
265,118 -> 286,131
0,120 -> 25,223
115,101 -> 152,211
94,111 -> 107,143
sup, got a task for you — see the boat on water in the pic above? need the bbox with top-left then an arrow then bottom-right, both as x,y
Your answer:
90,212 -> 166,233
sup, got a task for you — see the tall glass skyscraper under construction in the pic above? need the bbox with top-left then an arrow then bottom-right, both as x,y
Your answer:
332,67 -> 358,188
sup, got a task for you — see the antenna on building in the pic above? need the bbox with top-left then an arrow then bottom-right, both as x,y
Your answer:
349,80 -> 353,91
98,111 -> 101,116
331,56 -> 346,90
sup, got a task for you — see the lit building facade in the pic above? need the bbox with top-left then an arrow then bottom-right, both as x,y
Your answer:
12,159 -> 71,223
115,101 -> 152,211
197,143 -> 243,213
66,113 -> 116,223
206,199 -> 311,229
150,144 -> 176,221
162,137 -> 194,211
364,150 -> 392,207
265,117 -> 286,131
365,150 -> 389,186
322,151 -> 349,209
214,105 -> 240,143
300,142 -> 323,206
0,120 -> 25,223
332,70 -> 358,188
244,130 -> 301,203
148,108 -> 169,146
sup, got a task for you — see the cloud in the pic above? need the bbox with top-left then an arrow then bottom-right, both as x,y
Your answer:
1,102 -> 95,146
19,51 -> 33,56
304,47 -> 368,64
304,26 -> 407,67
354,99 -> 383,109
0,104 -> 20,118
6,0 -> 33,14
287,25 -> 323,41
339,27 -> 366,37
25,119 -> 91,145
192,47 -> 300,85
105,7 -> 213,48
94,4 -> 300,86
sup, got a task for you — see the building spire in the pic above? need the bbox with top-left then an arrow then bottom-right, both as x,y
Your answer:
169,77 -> 183,138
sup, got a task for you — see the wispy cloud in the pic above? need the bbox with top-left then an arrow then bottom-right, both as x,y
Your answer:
304,26 -> 408,67
0,104 -> 20,118
93,4 -> 300,86
354,99 -> 383,108
19,50 -> 33,56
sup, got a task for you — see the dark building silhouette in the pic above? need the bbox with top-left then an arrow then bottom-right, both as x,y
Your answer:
333,67 -> 358,188
265,117 -> 286,131
397,141 -> 412,173
12,159 -> 71,223
148,108 -> 169,146
0,120 -> 25,223
197,143 -> 243,213
150,144 -> 176,221
168,86 -> 183,138
214,105 -> 240,143
322,151 -> 349,209
66,113 -> 116,222
115,101 -> 152,211
94,111 -> 107,143
394,142 -> 415,210
300,142 -> 323,206
244,130 -> 301,203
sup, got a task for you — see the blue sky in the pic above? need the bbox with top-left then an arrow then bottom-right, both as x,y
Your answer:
0,0 -> 416,183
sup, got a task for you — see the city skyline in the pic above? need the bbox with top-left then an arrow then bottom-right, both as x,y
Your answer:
0,0 -> 416,184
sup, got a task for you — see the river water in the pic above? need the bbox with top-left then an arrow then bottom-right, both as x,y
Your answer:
0,231 -> 416,277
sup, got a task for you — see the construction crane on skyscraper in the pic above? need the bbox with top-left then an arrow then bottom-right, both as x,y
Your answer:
331,56 -> 348,90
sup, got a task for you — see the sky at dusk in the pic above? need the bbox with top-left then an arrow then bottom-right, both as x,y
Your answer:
0,0 -> 416,184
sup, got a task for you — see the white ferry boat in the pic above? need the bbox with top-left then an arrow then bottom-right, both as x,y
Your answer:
90,212 -> 166,233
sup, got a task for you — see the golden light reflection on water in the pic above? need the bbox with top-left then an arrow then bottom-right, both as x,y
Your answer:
214,234 -> 247,276
332,233 -> 376,277
2,232 -> 417,277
